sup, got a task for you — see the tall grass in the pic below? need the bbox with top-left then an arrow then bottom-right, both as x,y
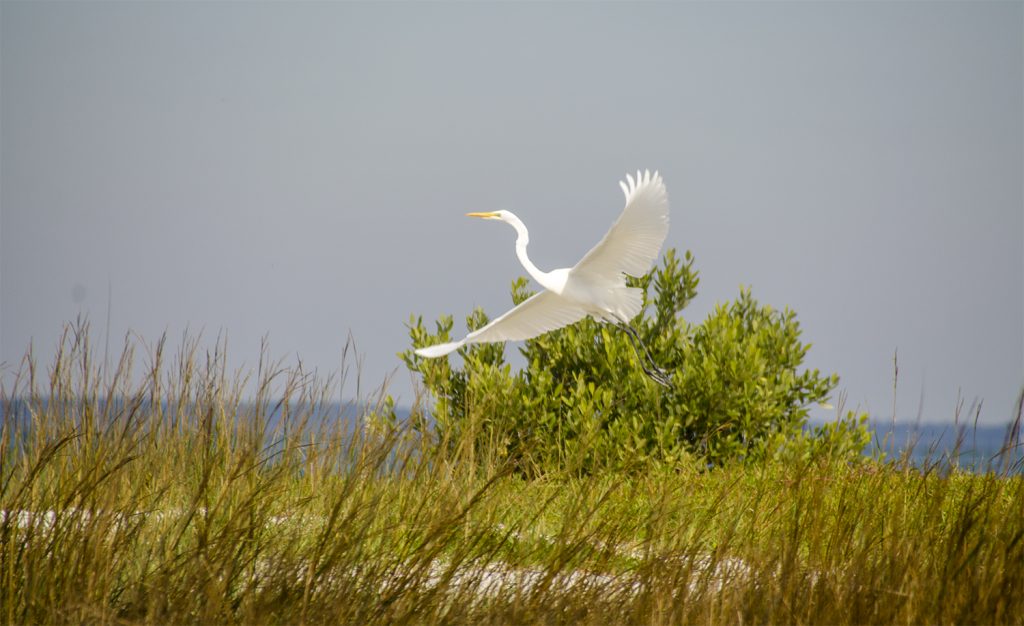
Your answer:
1,323 -> 1022,624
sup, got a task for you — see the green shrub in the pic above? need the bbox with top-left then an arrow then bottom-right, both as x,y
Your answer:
403,249 -> 865,473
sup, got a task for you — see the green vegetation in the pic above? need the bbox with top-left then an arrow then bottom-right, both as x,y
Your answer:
405,249 -> 863,472
2,321 -> 1023,624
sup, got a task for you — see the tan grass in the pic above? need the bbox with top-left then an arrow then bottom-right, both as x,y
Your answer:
1,321 -> 1022,624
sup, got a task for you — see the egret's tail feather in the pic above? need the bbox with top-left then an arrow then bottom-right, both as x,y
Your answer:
414,341 -> 465,358
618,287 -> 644,321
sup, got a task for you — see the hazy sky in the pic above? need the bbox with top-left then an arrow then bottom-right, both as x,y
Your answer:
2,1 -> 1021,423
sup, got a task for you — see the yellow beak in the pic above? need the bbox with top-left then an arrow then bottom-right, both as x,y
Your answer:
466,211 -> 499,219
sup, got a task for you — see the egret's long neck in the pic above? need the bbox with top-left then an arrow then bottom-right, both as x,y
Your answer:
505,214 -> 549,286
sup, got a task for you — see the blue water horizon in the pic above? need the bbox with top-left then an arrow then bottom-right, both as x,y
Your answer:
3,397 -> 1021,474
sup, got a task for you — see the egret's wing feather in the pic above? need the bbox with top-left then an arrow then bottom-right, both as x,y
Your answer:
414,341 -> 464,358
572,170 -> 669,280
465,290 -> 589,344
414,291 -> 588,358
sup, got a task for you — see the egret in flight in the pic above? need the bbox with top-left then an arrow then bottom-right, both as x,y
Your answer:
415,170 -> 671,385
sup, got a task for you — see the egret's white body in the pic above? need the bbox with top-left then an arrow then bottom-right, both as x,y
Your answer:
415,170 -> 669,359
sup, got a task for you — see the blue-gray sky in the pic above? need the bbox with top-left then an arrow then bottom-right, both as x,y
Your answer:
2,1 -> 1021,423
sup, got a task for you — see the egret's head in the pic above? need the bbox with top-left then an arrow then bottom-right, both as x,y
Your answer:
466,210 -> 524,237
465,210 -> 508,221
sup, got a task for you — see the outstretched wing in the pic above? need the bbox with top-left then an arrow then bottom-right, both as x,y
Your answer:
414,290 -> 589,358
572,170 -> 669,281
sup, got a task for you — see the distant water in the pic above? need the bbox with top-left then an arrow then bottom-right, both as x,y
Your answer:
859,420 -> 1023,473
3,399 -> 1021,474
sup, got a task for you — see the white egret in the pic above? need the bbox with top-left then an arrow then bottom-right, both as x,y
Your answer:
415,170 -> 671,384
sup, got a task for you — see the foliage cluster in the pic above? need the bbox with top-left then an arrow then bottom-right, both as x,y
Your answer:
404,249 -> 865,472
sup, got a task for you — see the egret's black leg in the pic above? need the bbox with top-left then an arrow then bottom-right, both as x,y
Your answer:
616,322 -> 672,387
618,323 -> 659,370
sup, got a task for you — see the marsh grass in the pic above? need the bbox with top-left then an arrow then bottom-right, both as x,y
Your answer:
2,323 -> 1022,624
